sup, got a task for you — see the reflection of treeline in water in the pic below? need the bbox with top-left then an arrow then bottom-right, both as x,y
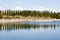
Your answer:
0,23 -> 58,31
0,10 -> 60,19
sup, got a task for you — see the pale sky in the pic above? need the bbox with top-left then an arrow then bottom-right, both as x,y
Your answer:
0,0 -> 60,11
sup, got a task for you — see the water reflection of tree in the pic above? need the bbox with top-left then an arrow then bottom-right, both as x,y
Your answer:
0,24 -> 2,31
0,23 -> 59,31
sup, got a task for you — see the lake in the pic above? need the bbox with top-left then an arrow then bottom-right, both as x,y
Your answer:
0,21 -> 60,40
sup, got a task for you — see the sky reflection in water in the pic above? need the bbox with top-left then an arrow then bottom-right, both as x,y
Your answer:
0,21 -> 60,40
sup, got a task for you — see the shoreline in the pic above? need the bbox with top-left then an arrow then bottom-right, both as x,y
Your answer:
0,19 -> 60,23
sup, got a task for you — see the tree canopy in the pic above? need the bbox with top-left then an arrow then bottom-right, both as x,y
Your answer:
0,10 -> 60,19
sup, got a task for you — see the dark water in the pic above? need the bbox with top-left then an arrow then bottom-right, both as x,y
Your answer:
0,21 -> 60,40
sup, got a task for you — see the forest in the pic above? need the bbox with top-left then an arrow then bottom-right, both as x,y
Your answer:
0,10 -> 60,19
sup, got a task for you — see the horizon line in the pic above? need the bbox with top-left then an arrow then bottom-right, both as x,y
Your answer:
0,6 -> 60,12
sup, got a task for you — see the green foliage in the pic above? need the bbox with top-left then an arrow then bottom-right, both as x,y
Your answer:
0,10 -> 60,19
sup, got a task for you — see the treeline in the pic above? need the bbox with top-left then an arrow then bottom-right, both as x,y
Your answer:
0,10 -> 60,19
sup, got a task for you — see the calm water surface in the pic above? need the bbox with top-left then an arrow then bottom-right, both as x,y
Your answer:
0,21 -> 60,40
